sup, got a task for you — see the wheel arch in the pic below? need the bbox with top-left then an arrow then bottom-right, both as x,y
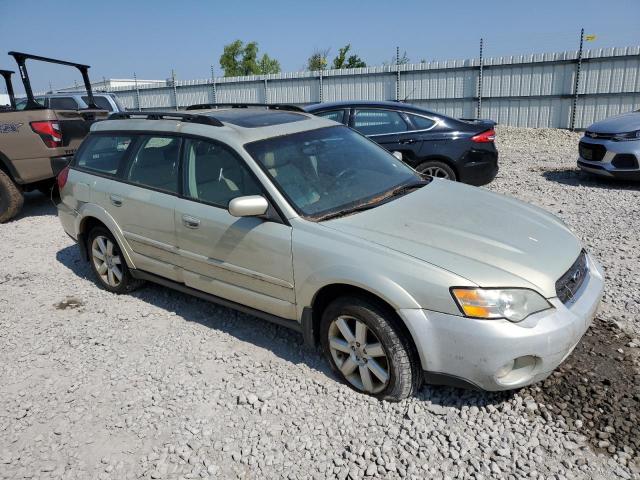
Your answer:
76,206 -> 136,269
304,282 -> 423,368
0,150 -> 20,182
414,155 -> 459,178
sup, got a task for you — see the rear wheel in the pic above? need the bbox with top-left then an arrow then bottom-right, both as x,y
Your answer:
416,160 -> 457,181
320,296 -> 422,401
0,170 -> 24,223
88,227 -> 144,294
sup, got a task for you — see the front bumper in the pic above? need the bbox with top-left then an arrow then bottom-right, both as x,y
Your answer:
577,137 -> 640,181
398,254 -> 605,391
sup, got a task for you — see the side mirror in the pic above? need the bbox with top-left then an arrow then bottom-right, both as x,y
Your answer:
392,151 -> 403,161
228,195 -> 269,218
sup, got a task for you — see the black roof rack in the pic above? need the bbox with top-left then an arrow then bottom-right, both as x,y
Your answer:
186,103 -> 305,113
108,111 -> 224,127
8,51 -> 99,110
0,69 -> 16,110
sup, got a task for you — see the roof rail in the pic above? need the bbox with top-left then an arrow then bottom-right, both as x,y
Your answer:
186,103 -> 305,113
108,111 -> 224,127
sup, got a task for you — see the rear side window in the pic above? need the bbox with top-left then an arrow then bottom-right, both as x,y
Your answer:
407,114 -> 436,130
49,97 -> 79,110
125,136 -> 182,194
82,95 -> 113,111
76,134 -> 134,175
316,110 -> 346,124
353,109 -> 408,135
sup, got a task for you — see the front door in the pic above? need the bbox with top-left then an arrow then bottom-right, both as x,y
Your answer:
174,138 -> 296,319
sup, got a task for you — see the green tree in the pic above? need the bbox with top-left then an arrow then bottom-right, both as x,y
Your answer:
307,48 -> 330,71
258,54 -> 281,75
219,40 -> 281,77
332,44 -> 366,69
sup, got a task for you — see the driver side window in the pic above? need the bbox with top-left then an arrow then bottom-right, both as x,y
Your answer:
183,139 -> 262,208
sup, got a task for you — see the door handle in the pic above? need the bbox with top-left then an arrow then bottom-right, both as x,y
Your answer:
109,194 -> 123,207
182,215 -> 201,229
399,138 -> 416,144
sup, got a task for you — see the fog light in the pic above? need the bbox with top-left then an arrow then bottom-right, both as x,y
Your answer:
495,360 -> 515,379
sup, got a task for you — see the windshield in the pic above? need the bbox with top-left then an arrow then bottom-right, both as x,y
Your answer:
245,125 -> 422,219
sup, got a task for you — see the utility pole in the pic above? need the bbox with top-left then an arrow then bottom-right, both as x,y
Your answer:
477,38 -> 484,119
570,28 -> 585,131
210,65 -> 217,104
171,69 -> 178,111
134,72 -> 141,110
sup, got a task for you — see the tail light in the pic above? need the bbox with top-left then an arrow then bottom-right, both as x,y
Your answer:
30,121 -> 63,148
471,129 -> 496,143
57,165 -> 70,190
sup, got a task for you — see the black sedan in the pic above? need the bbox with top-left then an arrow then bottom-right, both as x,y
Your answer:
304,101 -> 498,186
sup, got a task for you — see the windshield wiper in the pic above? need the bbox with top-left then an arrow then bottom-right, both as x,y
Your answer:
315,180 -> 429,222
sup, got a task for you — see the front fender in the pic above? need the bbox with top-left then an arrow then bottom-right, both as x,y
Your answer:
76,203 -> 137,270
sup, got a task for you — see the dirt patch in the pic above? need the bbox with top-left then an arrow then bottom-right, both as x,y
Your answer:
523,318 -> 640,469
55,297 -> 84,310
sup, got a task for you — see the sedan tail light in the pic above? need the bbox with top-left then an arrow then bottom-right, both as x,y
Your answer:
471,129 -> 496,143
57,165 -> 70,190
30,121 -> 63,148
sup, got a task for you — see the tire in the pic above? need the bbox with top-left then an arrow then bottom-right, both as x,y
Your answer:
87,226 -> 144,294
0,170 -> 24,223
320,296 -> 422,401
416,160 -> 457,181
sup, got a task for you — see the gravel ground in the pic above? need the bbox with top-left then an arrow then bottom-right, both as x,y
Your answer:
1,126 -> 639,480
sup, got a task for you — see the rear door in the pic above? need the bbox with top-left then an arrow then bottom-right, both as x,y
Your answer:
350,108 -> 410,153
89,134 -> 183,281
174,137 -> 296,319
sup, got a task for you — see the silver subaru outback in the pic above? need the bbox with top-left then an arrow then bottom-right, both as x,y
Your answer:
57,106 -> 604,401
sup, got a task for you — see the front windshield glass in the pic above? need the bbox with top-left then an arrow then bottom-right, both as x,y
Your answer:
245,126 -> 422,219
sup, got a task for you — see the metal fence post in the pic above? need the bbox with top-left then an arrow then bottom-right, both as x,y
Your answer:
395,47 -> 400,101
477,38 -> 484,119
134,72 -> 141,110
210,66 -> 217,104
319,70 -> 323,103
570,28 -> 585,131
264,77 -> 269,104
171,69 -> 178,111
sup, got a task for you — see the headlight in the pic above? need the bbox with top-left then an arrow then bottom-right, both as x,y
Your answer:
612,130 -> 640,141
451,288 -> 553,322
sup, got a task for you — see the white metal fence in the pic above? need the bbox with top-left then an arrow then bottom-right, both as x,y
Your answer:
105,46 -> 640,129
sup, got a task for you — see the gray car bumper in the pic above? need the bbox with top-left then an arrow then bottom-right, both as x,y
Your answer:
399,254 -> 605,391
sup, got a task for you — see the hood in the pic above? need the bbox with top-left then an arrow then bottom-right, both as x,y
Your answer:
323,180 -> 582,297
587,111 -> 640,134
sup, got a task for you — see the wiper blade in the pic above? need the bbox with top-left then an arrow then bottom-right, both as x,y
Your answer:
315,202 -> 381,222
385,179 -> 430,198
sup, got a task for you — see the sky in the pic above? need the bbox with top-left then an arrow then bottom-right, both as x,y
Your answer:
1,0 -> 639,92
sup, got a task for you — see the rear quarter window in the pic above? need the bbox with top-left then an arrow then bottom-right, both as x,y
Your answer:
75,134 -> 134,175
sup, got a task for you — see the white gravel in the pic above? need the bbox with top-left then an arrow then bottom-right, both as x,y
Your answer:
0,126 -> 638,479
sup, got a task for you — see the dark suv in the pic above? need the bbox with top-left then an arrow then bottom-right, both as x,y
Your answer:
305,101 -> 498,185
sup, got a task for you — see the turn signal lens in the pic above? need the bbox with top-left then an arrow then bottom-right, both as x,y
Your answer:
451,288 -> 552,322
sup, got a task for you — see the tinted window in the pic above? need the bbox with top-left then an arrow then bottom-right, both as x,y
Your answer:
353,109 -> 408,135
82,95 -> 113,111
126,136 -> 181,193
184,139 -> 261,207
49,97 -> 79,110
76,135 -> 134,175
407,114 -> 436,130
316,110 -> 346,124
15,97 -> 45,110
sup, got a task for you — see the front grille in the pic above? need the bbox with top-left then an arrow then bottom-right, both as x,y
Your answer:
579,142 -> 607,162
611,154 -> 639,170
556,251 -> 588,304
585,131 -> 615,140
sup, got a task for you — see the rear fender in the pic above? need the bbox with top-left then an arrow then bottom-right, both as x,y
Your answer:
76,203 -> 136,270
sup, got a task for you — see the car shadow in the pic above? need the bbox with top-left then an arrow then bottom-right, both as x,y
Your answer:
542,168 -> 640,190
12,191 -> 57,220
55,243 -> 513,409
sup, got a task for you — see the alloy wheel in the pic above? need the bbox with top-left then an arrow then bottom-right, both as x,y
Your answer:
91,235 -> 123,288
328,315 -> 390,394
421,166 -> 451,179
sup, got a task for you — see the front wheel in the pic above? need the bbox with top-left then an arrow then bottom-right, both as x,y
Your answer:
88,227 -> 144,294
320,296 -> 422,401
416,160 -> 457,181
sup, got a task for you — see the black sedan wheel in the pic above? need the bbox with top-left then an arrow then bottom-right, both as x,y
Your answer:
416,161 -> 457,181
